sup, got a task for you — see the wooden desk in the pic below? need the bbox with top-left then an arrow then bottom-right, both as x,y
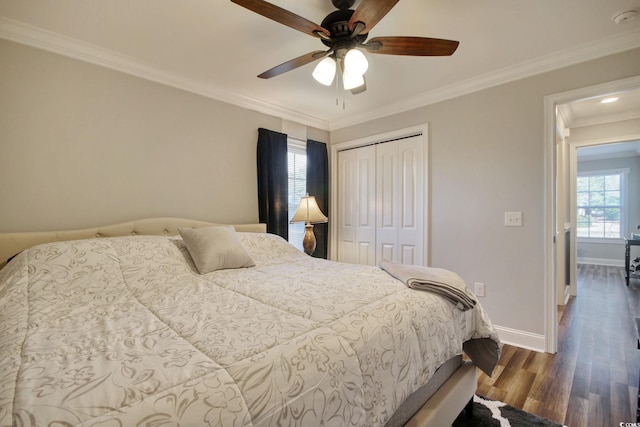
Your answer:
625,238 -> 640,286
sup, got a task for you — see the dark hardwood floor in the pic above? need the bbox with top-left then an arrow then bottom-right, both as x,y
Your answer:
476,264 -> 640,427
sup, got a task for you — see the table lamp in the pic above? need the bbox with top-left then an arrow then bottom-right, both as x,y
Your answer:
290,194 -> 328,255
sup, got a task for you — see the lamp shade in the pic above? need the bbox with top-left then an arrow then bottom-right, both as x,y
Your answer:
291,194 -> 328,224
312,57 -> 336,86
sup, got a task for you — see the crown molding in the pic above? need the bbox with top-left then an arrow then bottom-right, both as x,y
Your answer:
578,149 -> 640,161
328,28 -> 640,130
569,110 -> 640,128
1,16 -> 639,132
0,17 -> 330,130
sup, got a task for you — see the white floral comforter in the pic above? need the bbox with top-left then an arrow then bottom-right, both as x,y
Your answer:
0,233 -> 500,426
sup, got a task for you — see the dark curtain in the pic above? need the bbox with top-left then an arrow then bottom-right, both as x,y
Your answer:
306,139 -> 329,259
257,128 -> 288,240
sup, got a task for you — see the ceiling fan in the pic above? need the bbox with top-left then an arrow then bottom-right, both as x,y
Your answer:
231,0 -> 459,93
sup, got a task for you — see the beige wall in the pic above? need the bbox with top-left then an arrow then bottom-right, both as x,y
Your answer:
0,39 -> 328,232
331,48 -> 640,337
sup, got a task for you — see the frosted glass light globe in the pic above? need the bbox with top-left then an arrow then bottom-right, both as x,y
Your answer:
343,70 -> 365,90
312,57 -> 336,86
344,49 -> 368,76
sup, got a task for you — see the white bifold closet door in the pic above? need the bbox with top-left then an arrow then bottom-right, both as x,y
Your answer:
337,134 -> 424,266
337,144 -> 376,265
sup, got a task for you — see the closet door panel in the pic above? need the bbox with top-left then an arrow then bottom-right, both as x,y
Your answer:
401,244 -> 417,265
337,146 -> 376,265
381,243 -> 395,263
397,136 -> 424,265
376,142 -> 399,263
356,146 -> 376,265
337,149 -> 356,263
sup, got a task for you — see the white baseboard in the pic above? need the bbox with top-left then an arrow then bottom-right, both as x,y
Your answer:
493,325 -> 546,353
577,257 -> 624,267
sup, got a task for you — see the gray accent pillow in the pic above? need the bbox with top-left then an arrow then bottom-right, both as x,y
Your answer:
178,225 -> 255,273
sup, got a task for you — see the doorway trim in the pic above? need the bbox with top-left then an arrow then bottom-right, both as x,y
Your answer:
544,75 -> 640,353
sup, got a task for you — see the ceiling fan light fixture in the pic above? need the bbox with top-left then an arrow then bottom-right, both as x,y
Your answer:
232,0 -> 460,93
312,57 -> 337,86
344,48 -> 369,76
343,70 -> 365,90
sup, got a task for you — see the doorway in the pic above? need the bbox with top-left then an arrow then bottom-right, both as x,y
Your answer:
545,75 -> 640,353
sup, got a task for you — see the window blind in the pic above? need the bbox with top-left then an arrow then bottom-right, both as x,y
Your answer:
288,143 -> 307,251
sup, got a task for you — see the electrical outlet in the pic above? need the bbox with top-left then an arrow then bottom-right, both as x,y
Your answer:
505,211 -> 523,227
474,282 -> 486,297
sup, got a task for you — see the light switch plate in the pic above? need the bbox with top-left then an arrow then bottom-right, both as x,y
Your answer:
505,211 -> 523,227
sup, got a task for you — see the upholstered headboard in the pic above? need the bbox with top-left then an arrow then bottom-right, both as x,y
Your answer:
0,217 -> 266,270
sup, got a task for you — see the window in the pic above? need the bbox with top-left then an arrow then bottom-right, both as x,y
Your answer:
288,142 -> 306,251
576,170 -> 626,239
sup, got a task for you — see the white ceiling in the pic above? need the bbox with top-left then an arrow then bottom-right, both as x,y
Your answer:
577,140 -> 640,159
558,84 -> 640,159
559,86 -> 640,128
1,0 -> 640,130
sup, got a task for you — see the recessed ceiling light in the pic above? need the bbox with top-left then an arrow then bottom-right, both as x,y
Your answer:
601,97 -> 619,104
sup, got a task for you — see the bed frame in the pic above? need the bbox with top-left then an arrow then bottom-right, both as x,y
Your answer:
0,217 -> 477,426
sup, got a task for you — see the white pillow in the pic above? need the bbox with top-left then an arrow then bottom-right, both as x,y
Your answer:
178,225 -> 255,273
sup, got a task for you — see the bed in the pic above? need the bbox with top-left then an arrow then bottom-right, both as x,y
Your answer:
0,217 -> 500,426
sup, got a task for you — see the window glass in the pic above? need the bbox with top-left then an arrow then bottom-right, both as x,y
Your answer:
288,143 -> 307,251
576,171 -> 623,238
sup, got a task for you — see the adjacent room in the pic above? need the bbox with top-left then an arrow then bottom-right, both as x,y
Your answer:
1,0 -> 640,425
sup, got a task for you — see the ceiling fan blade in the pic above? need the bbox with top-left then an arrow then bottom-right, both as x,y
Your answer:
364,36 -> 459,56
349,0 -> 399,34
258,50 -> 328,79
231,0 -> 330,38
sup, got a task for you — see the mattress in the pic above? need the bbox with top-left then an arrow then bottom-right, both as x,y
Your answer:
383,355 -> 463,426
0,231 -> 500,426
